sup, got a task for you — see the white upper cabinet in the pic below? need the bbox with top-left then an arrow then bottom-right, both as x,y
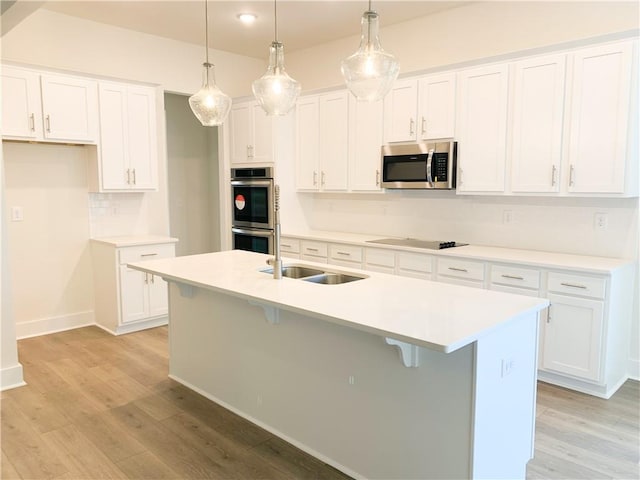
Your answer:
383,78 -> 418,143
418,72 -> 456,140
229,100 -> 274,164
95,82 -> 158,191
456,64 -> 509,193
2,66 -> 98,143
295,91 -> 349,192
510,54 -> 567,193
349,95 -> 384,191
566,41 -> 635,194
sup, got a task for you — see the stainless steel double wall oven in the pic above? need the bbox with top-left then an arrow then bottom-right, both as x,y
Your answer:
231,167 -> 274,254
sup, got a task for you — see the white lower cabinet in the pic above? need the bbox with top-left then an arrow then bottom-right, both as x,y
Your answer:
436,257 -> 485,287
280,236 -> 301,259
91,239 -> 176,335
329,243 -> 363,268
396,252 -> 433,280
364,248 -> 395,274
300,240 -> 328,263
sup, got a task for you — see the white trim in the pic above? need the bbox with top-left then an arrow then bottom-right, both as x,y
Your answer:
628,358 -> 640,381
16,310 -> 94,339
94,316 -> 168,336
1,363 -> 25,391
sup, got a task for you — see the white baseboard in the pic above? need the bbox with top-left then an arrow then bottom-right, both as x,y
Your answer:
16,310 -> 95,339
628,358 -> 640,381
1,363 -> 25,391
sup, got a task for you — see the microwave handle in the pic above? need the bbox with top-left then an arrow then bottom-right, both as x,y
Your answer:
426,149 -> 434,187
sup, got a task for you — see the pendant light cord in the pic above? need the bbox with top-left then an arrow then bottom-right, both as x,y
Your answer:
204,0 -> 210,64
274,0 -> 278,43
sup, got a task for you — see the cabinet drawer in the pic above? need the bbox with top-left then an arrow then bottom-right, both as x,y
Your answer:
330,243 -> 363,263
491,264 -> 540,290
119,243 -> 175,264
547,272 -> 606,299
280,237 -> 300,254
365,248 -> 395,268
397,252 -> 433,273
301,241 -> 327,258
437,258 -> 485,281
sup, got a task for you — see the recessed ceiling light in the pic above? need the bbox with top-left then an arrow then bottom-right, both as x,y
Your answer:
237,13 -> 257,25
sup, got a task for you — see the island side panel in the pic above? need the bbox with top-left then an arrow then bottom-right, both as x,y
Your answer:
472,312 -> 539,479
167,284 -> 476,480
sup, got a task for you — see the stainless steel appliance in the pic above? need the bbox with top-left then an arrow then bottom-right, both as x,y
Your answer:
381,141 -> 457,189
366,237 -> 467,250
231,167 -> 274,254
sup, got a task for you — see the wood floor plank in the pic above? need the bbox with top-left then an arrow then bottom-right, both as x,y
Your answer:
3,386 -> 71,433
115,451 -> 180,480
1,449 -> 22,480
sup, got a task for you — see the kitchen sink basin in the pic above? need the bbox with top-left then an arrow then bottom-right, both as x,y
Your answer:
261,264 -> 367,284
261,265 -> 326,279
302,273 -> 365,285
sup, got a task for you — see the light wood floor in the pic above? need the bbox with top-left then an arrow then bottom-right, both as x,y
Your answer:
1,326 -> 638,479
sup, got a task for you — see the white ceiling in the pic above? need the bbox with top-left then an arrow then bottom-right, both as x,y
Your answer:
40,1 -> 470,59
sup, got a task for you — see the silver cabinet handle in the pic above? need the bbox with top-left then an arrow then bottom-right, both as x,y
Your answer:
45,114 -> 51,133
126,169 -> 131,184
448,267 -> 468,273
569,165 -> 575,186
501,274 -> 524,280
306,247 -> 319,252
247,145 -> 254,158
29,113 -> 35,132
421,116 -> 426,135
321,171 -> 326,186
141,253 -> 158,257
409,118 -> 415,136
560,282 -> 587,289
336,251 -> 351,256
313,171 -> 317,186
547,306 -> 552,323
375,169 -> 380,186
144,272 -> 149,284
551,165 -> 557,186
459,168 -> 464,186
151,274 -> 155,284
281,243 -> 292,248
132,168 -> 136,185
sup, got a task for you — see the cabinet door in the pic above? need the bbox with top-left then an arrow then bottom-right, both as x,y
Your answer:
418,73 -> 456,140
251,103 -> 273,163
383,78 -> 418,143
230,102 -> 252,164
41,74 -> 98,142
119,266 -> 148,324
99,83 -> 129,190
456,64 -> 509,193
319,91 -> 349,191
349,96 -> 384,191
147,274 -> 169,318
542,293 -> 604,382
2,66 -> 42,139
511,54 -> 566,193
295,96 -> 320,190
567,41 -> 633,193
127,86 -> 158,190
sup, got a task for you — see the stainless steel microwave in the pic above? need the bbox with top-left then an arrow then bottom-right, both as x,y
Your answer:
381,141 -> 457,189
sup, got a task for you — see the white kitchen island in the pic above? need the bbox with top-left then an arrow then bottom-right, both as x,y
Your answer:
129,249 -> 549,480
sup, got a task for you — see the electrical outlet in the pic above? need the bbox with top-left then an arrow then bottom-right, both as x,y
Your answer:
594,213 -> 608,230
11,206 -> 23,222
348,375 -> 355,385
503,210 -> 513,225
501,358 -> 515,378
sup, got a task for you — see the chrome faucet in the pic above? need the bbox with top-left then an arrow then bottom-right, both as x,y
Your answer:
267,184 -> 283,279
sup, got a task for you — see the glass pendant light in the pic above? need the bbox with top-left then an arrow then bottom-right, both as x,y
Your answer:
189,0 -> 232,126
252,0 -> 301,116
341,0 -> 399,102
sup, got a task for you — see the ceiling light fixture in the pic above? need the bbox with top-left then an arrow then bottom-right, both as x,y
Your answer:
341,0 -> 399,102
237,13 -> 257,25
252,0 -> 301,116
189,0 -> 232,126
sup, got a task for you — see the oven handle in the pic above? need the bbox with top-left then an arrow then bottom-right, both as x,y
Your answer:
231,179 -> 273,187
232,227 -> 274,238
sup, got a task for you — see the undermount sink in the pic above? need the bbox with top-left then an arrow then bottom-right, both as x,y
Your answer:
261,264 -> 367,284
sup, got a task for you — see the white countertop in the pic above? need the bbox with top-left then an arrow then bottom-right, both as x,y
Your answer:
283,229 -> 633,273
91,235 -> 179,247
128,250 -> 549,354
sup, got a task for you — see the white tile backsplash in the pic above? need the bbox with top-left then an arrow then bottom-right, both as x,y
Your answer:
88,192 -> 150,238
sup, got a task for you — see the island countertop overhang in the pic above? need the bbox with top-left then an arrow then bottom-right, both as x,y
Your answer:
128,249 -> 549,353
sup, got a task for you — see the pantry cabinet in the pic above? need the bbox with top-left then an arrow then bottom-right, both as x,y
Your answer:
91,238 -> 177,335
566,41 -> 635,194
2,66 -> 98,143
229,101 -> 273,164
510,54 -> 566,193
93,82 -> 158,191
456,64 -> 509,193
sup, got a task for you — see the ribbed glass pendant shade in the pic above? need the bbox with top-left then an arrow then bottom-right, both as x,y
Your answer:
253,41 -> 301,116
189,62 -> 232,126
341,10 -> 399,102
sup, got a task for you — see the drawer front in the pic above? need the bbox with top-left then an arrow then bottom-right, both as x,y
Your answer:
491,264 -> 540,290
365,248 -> 395,268
119,243 -> 175,264
437,257 -> 485,281
397,252 -> 433,273
301,241 -> 328,258
280,237 -> 301,254
330,243 -> 363,263
547,272 -> 606,299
